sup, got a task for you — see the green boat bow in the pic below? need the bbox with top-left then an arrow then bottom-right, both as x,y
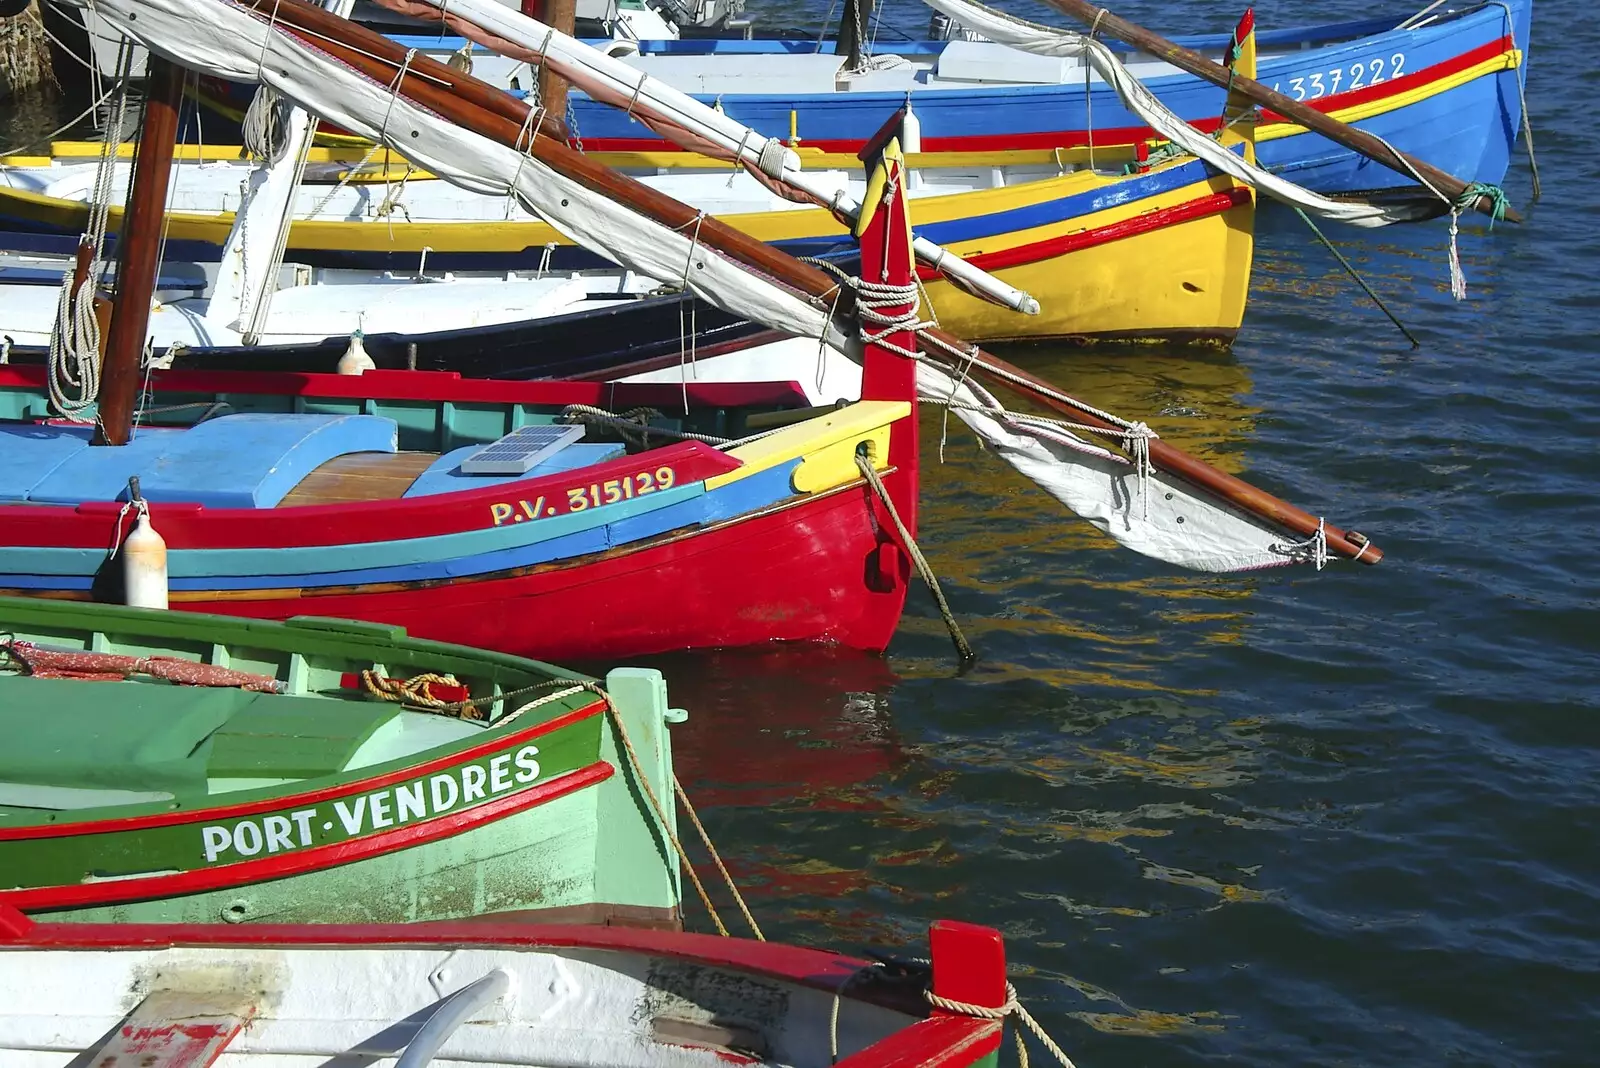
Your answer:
0,597 -> 682,927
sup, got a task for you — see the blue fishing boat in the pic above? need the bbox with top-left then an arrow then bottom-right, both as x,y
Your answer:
367,0 -> 1529,198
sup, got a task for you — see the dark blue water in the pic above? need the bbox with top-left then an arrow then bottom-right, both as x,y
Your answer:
5,1 -> 1593,1063
657,2 -> 1596,1066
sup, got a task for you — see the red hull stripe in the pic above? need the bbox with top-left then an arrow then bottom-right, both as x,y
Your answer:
7,761 -> 613,910
919,186 -> 1250,280
0,434 -> 737,550
0,915 -> 911,1007
0,699 -> 603,841
579,36 -> 1514,155
835,1016 -> 1002,1068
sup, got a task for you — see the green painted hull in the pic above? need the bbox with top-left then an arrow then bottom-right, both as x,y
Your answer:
0,598 -> 682,926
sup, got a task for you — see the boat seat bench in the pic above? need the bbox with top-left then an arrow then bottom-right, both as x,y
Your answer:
0,676 -> 396,814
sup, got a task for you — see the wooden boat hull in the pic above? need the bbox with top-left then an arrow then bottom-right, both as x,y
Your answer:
161,468 -> 911,660
0,158 -> 1253,344
0,597 -> 683,926
0,910 -> 1017,1068
558,0 -> 1532,197
0,365 -> 916,659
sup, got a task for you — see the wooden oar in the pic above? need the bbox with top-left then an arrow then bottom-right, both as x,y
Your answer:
1037,0 -> 1519,224
228,0 -> 1382,564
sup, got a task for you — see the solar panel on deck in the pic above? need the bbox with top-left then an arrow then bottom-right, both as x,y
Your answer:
459,424 -> 587,475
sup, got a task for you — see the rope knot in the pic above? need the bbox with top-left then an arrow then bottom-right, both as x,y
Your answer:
924,983 -> 1077,1068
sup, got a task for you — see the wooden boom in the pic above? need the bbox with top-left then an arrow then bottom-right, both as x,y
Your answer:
1037,0 -> 1518,224
227,0 -> 1382,564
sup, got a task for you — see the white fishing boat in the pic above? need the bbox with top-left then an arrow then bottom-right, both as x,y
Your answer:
0,905 -> 1034,1068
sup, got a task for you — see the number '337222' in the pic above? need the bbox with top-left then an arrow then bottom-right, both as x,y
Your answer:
1273,52 -> 1406,102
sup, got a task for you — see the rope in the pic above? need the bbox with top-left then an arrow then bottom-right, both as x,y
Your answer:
241,85 -> 294,164
1273,515 -> 1330,571
360,669 -> 469,711
588,681 -> 758,939
672,776 -> 764,940
47,43 -> 133,421
856,454 -> 975,667
1291,206 -> 1420,348
1083,8 -> 1106,170
925,984 -> 1078,1068
828,965 -> 884,1063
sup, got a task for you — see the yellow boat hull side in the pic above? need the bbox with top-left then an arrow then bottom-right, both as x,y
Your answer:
0,159 -> 1251,343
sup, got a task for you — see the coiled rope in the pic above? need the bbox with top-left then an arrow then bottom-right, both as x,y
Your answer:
48,43 -> 134,420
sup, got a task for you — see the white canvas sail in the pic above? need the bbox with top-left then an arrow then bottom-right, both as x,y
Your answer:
918,0 -> 1439,227
59,0 -> 1354,573
361,0 -> 1039,312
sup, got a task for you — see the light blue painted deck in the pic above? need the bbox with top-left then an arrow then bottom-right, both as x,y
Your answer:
19,415 -> 398,509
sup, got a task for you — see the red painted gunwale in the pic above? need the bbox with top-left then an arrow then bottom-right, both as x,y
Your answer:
0,424 -> 741,552
0,912 -> 1008,1068
577,36 -> 1515,156
5,762 -> 612,910
0,699 -> 603,840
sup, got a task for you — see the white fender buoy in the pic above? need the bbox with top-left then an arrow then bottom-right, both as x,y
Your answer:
901,101 -> 922,190
123,505 -> 169,610
338,328 -> 374,375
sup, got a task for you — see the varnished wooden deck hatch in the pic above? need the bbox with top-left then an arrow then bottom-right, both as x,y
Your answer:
277,451 -> 438,507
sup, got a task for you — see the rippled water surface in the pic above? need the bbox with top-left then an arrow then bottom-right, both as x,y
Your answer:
5,0 -> 1594,1063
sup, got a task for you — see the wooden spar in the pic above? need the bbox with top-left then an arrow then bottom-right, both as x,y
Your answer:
527,0 -> 575,125
916,333 -> 1382,563
93,57 -> 183,447
235,0 -> 844,297
1035,0 -> 1519,224
230,0 -> 1382,564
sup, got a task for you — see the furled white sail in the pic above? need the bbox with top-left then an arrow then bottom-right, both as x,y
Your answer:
59,0 -> 1345,573
919,0 -> 1439,227
913,365 -> 1321,571
364,0 -> 1039,313
57,0 -> 849,349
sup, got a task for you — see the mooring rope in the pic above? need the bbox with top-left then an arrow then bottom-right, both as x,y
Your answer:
48,44 -> 133,420
856,454 -> 975,667
926,984 -> 1079,1068
1291,206 -> 1420,347
348,670 -> 759,935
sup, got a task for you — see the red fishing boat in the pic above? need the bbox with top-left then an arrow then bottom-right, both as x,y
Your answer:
0,84 -> 924,661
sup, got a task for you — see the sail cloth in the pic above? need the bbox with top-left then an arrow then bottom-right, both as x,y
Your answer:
56,0 -> 1341,573
919,0 -> 1439,227
912,365 -> 1319,571
57,0 -> 849,349
364,0 -> 1038,313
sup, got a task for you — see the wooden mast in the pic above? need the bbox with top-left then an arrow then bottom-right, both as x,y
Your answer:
523,0 -> 575,128
93,57 -> 183,447
232,0 -> 1382,564
1035,0 -> 1518,223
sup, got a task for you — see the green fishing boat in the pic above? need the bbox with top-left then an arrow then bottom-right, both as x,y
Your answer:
0,596 -> 682,927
